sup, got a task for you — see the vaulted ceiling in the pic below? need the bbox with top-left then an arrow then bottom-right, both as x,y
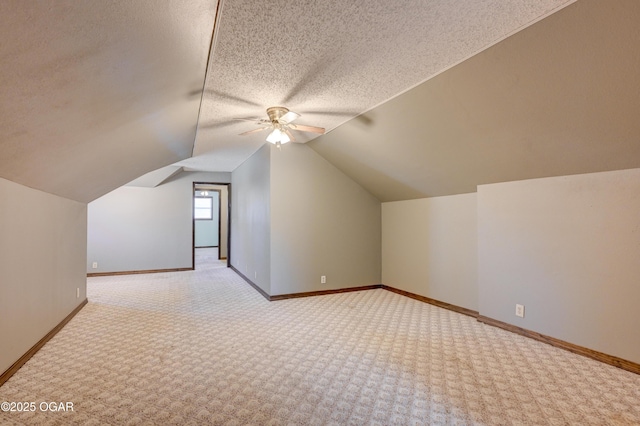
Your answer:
310,0 -> 640,200
0,0 -> 215,202
178,0 -> 574,173
2,0 -> 639,203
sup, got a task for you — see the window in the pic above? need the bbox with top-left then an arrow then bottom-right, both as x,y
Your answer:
194,196 -> 213,220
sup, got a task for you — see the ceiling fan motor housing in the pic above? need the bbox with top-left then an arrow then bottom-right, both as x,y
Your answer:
266,106 -> 289,123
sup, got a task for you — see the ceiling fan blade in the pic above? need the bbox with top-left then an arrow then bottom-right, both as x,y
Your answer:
239,126 -> 270,136
284,129 -> 296,142
291,124 -> 325,134
279,111 -> 300,124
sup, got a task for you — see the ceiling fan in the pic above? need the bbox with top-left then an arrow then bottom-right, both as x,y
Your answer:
237,106 -> 325,148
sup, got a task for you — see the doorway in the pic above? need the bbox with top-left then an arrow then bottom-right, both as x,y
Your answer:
192,182 -> 230,269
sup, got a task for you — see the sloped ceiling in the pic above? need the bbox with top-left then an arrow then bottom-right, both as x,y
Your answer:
126,166 -> 184,188
309,0 -> 640,201
178,0 -> 574,172
4,0 -> 638,204
0,1 -> 216,202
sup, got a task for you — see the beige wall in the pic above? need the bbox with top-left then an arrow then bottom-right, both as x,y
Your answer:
382,193 -> 478,311
382,170 -> 640,364
0,178 -> 87,374
270,144 -> 381,295
87,171 -> 230,273
478,168 -> 640,363
230,145 -> 271,294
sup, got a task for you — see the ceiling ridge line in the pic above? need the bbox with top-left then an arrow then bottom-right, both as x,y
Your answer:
191,0 -> 225,158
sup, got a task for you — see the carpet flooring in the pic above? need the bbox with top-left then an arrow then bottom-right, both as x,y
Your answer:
1,251 -> 639,425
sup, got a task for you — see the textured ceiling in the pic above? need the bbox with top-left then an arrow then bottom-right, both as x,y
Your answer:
179,0 -> 574,172
6,0 -> 636,205
309,0 -> 640,201
0,1 -> 216,202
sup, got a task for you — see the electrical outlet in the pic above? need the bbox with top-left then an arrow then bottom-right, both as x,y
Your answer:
92,262 -> 98,269
254,271 -> 257,279
321,275 -> 326,284
515,304 -> 525,318
76,288 -> 80,298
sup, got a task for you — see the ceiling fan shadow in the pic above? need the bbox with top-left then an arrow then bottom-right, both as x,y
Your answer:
354,113 -> 374,127
281,54 -> 338,105
186,88 -> 204,98
197,120 -> 240,130
205,89 -> 262,108
301,110 -> 357,117
302,110 -> 374,127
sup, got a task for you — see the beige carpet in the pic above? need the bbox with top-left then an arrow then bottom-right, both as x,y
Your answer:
1,254 -> 639,425
194,247 -> 223,266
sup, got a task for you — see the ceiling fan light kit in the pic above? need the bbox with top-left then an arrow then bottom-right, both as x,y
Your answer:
237,106 -> 325,148
266,128 -> 290,145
